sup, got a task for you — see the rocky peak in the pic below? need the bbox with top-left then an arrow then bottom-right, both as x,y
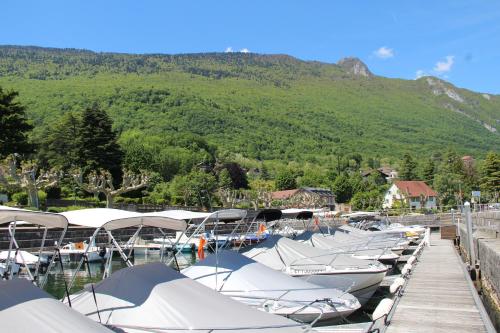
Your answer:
337,57 -> 373,77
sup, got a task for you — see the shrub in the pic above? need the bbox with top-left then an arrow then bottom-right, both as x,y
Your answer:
12,192 -> 28,205
46,205 -> 89,213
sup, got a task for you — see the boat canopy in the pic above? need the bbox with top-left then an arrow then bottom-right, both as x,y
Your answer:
205,209 -> 247,221
60,208 -> 186,231
281,209 -> 314,220
153,209 -> 211,221
70,263 -> 305,333
0,279 -> 112,333
246,209 -> 282,222
156,209 -> 247,223
0,205 -> 68,229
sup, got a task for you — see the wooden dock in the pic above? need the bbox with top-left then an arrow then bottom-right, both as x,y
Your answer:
386,233 -> 494,333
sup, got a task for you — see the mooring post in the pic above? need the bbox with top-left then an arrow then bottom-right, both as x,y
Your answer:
464,202 -> 476,265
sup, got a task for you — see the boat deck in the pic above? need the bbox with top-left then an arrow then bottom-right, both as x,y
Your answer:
386,233 -> 494,333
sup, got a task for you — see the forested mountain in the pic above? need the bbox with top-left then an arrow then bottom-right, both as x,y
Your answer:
0,45 -> 498,165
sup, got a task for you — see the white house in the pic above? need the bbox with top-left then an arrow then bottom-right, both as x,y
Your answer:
383,181 -> 438,210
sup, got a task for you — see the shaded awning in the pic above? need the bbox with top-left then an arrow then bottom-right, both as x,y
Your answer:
246,209 -> 282,222
60,208 -> 186,231
152,209 -> 211,221
0,205 -> 68,229
205,209 -> 247,221
281,209 -> 314,220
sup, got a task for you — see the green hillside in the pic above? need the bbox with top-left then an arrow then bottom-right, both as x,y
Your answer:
0,45 -> 498,164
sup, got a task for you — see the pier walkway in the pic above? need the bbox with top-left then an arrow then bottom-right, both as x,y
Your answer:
386,233 -> 494,333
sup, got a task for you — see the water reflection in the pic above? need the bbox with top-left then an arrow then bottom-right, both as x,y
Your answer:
44,252 -> 198,299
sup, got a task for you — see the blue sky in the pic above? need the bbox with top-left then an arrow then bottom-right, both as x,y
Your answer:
1,1 -> 499,94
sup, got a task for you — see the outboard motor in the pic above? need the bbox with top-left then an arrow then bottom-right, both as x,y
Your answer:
99,246 -> 107,258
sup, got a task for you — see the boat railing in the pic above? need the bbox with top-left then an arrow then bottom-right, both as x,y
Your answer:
218,287 -> 346,325
286,253 -> 375,273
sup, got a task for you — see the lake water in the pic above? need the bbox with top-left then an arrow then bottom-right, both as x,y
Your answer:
43,252 -> 197,299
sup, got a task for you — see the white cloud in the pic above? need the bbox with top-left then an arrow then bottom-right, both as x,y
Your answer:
225,46 -> 233,53
374,46 -> 394,59
415,70 -> 427,79
434,55 -> 454,73
240,48 -> 250,53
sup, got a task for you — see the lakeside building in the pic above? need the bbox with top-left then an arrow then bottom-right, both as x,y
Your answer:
361,167 -> 398,183
271,187 -> 335,210
383,180 -> 438,210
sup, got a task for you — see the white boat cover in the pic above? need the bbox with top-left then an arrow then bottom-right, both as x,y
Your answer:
182,250 -> 360,314
0,205 -> 68,228
334,227 -> 404,246
296,232 -> 399,260
0,279 -> 112,333
61,208 -> 186,231
242,235 -> 379,272
0,250 -> 39,265
70,263 -> 306,333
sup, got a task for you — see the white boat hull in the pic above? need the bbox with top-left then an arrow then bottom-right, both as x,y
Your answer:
60,249 -> 109,263
231,295 -> 358,323
295,269 -> 386,306
0,262 -> 20,276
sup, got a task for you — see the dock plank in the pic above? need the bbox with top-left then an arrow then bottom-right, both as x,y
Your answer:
386,234 -> 491,333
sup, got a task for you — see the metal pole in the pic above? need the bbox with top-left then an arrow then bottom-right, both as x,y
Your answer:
215,213 -> 219,290
106,230 -> 133,267
464,202 -> 476,265
34,227 -> 48,282
67,227 -> 101,292
7,220 -> 17,280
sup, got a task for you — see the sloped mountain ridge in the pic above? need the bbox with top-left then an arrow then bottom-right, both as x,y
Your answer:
0,45 -> 498,160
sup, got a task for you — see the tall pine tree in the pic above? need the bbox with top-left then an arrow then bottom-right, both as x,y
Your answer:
480,152 -> 500,201
421,158 -> 436,184
399,153 -> 418,180
0,87 -> 33,158
39,112 -> 82,170
79,104 -> 123,178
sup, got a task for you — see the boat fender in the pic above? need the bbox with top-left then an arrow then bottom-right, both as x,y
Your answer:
470,268 -> 477,281
372,298 -> 394,323
401,263 -> 412,276
407,256 -> 416,265
470,262 -> 480,281
389,277 -> 405,294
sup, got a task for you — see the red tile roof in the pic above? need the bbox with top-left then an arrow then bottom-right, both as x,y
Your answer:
271,189 -> 300,200
394,181 -> 438,197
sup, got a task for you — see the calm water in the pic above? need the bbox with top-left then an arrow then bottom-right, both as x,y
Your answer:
43,251 -> 397,326
44,252 -> 197,299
